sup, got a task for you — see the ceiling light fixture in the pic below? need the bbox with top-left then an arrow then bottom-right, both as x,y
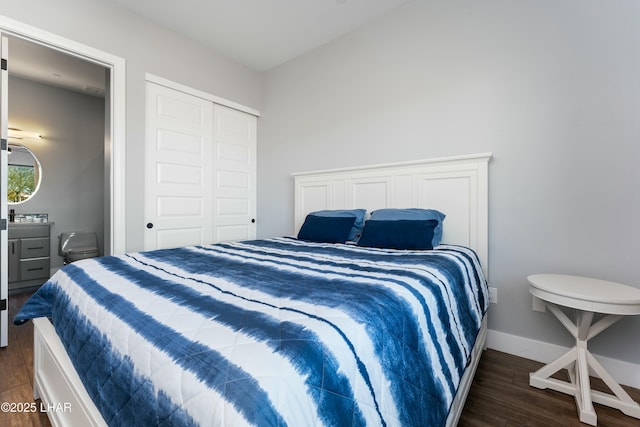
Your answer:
8,127 -> 43,141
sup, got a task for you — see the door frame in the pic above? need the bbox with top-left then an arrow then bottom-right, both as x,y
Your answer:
1,35 -> 8,346
0,15 -> 126,255
146,73 -> 261,117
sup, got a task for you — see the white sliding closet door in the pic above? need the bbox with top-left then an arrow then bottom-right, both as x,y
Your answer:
213,104 -> 257,242
145,81 -> 257,250
145,82 -> 214,250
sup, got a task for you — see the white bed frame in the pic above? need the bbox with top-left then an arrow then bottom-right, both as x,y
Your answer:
32,152 -> 491,427
293,152 -> 492,426
293,153 -> 491,275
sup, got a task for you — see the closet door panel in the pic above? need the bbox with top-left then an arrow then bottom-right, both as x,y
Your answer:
144,82 -> 213,250
213,104 -> 257,242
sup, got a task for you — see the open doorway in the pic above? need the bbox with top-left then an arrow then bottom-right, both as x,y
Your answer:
8,36 -> 108,283
0,19 -> 125,347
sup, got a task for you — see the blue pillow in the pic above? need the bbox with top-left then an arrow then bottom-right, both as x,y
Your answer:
357,219 -> 438,250
311,209 -> 367,241
297,214 -> 356,244
369,208 -> 445,246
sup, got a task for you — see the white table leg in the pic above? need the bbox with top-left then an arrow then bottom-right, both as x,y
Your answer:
575,347 -> 597,425
586,351 -> 640,418
575,311 -> 597,424
529,302 -> 640,426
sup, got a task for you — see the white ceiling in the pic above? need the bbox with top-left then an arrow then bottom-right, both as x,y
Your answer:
8,0 -> 412,96
108,0 -> 413,71
9,37 -> 107,97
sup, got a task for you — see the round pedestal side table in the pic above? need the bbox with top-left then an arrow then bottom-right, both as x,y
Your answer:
527,274 -> 640,426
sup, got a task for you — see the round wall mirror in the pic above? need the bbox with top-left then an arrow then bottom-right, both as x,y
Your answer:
7,143 -> 42,204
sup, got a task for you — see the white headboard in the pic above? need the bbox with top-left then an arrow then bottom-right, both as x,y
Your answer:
292,153 -> 492,275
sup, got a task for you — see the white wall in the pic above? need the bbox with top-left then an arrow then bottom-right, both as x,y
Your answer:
1,0 -> 262,253
259,0 -> 640,366
8,76 -> 105,270
3,0 -> 639,378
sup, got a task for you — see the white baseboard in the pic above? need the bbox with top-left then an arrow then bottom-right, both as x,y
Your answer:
486,328 -> 640,390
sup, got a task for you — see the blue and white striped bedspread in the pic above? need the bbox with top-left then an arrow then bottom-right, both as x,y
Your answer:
15,237 -> 488,427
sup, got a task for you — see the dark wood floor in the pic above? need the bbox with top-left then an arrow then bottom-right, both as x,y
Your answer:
459,347 -> 640,427
0,287 -> 51,427
2,288 -> 639,426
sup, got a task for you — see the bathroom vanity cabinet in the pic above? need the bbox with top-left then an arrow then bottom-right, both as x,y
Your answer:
8,223 -> 52,290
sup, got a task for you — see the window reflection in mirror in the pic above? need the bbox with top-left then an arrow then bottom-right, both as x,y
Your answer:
8,143 -> 42,204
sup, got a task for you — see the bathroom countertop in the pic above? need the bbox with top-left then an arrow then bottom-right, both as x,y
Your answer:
8,222 -> 55,226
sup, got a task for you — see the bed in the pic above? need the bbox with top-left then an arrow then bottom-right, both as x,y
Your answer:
15,153 -> 492,427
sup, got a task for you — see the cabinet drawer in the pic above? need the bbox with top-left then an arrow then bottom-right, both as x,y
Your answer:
20,258 -> 50,281
8,239 -> 20,283
20,237 -> 50,258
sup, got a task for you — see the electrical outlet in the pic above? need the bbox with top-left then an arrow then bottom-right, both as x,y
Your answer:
489,287 -> 497,304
